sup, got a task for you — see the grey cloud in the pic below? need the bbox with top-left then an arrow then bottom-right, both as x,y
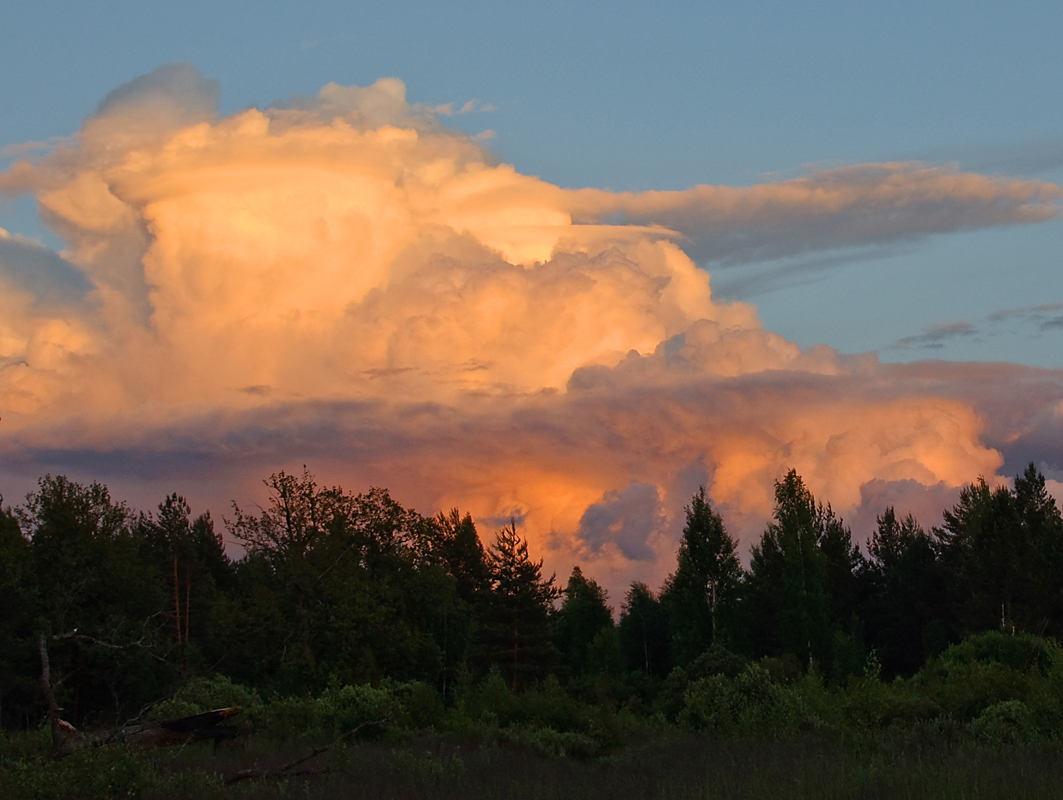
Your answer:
4,351 -> 1061,600
919,140 -> 1063,180
984,304 -> 1063,335
846,478 -> 961,548
577,482 -> 662,561
0,233 -> 92,307
884,303 -> 1063,356
94,62 -> 219,122
888,322 -> 977,351
569,163 -> 1061,268
988,303 -> 1063,323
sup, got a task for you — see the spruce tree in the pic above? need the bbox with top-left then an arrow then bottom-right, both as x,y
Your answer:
554,566 -> 614,681
481,523 -> 558,691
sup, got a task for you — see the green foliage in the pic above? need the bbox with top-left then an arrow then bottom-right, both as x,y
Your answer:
861,507 -> 946,677
0,501 -> 38,728
554,567 -> 616,685
744,470 -> 863,677
479,524 -> 559,691
912,631 -> 1054,723
313,683 -> 401,738
215,474 -> 467,697
935,465 -> 1063,640
618,581 -> 670,677
149,674 -> 262,721
680,663 -> 824,738
17,476 -> 175,727
661,488 -> 741,664
12,461 -> 1063,789
967,699 -> 1037,745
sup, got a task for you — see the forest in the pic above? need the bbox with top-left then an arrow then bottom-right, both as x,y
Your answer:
4,464 -> 1063,799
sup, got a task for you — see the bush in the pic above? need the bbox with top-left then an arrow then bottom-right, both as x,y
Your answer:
315,682 -> 399,738
459,667 -> 516,727
388,680 -> 446,730
967,699 -> 1037,745
149,674 -> 261,722
916,653 -> 1038,721
939,632 -> 1053,675
680,663 -> 823,738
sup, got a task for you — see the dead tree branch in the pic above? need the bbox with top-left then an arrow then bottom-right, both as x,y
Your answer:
225,716 -> 389,784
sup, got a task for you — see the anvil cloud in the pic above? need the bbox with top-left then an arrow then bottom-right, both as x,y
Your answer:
2,64 -> 1062,590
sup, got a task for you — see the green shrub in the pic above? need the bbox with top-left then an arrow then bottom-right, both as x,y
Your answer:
939,632 -> 1053,675
315,683 -> 400,738
517,675 -> 583,732
916,656 -> 1036,721
149,674 -> 261,722
1,745 -> 150,800
967,699 -> 1037,745
388,680 -> 446,730
506,726 -> 603,759
461,667 -> 516,726
680,663 -> 823,738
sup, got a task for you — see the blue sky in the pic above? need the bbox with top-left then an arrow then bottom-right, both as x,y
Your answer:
3,1 -> 1062,367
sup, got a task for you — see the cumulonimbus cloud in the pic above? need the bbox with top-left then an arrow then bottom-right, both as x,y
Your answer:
2,64 -> 1062,592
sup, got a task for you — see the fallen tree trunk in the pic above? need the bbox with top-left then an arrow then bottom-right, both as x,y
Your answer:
48,707 -> 241,758
101,707 -> 242,748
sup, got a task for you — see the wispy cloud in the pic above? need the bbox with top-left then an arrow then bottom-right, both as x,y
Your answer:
426,98 -> 495,117
566,162 -> 1061,266
988,303 -> 1063,332
888,302 -> 1063,354
888,321 -> 979,351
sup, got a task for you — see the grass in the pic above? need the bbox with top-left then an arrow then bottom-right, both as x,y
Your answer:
6,729 -> 1063,800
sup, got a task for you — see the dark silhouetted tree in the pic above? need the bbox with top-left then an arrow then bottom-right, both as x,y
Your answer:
19,476 -> 167,726
744,470 -> 862,673
860,507 -> 947,676
481,523 -> 558,691
554,566 -> 615,682
934,464 -> 1063,638
0,496 -> 38,727
660,488 -> 740,664
618,581 -> 670,677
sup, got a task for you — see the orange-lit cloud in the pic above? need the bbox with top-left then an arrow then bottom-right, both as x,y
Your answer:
2,64 -> 1062,594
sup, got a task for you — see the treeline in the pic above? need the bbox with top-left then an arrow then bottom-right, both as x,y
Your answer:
1,464 -> 1062,731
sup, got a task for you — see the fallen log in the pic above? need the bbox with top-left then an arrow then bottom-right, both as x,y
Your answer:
102,707 -> 242,748
48,707 -> 242,758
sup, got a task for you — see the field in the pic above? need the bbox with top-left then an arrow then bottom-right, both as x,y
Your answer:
5,728 -> 1063,800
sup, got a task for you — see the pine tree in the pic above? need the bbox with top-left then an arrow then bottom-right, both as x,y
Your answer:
480,523 -> 558,691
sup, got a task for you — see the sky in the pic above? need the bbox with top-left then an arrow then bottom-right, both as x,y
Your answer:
2,1 -> 1063,594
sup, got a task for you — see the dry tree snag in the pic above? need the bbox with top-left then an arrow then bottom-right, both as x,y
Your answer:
38,632 -> 239,757
99,707 -> 242,749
